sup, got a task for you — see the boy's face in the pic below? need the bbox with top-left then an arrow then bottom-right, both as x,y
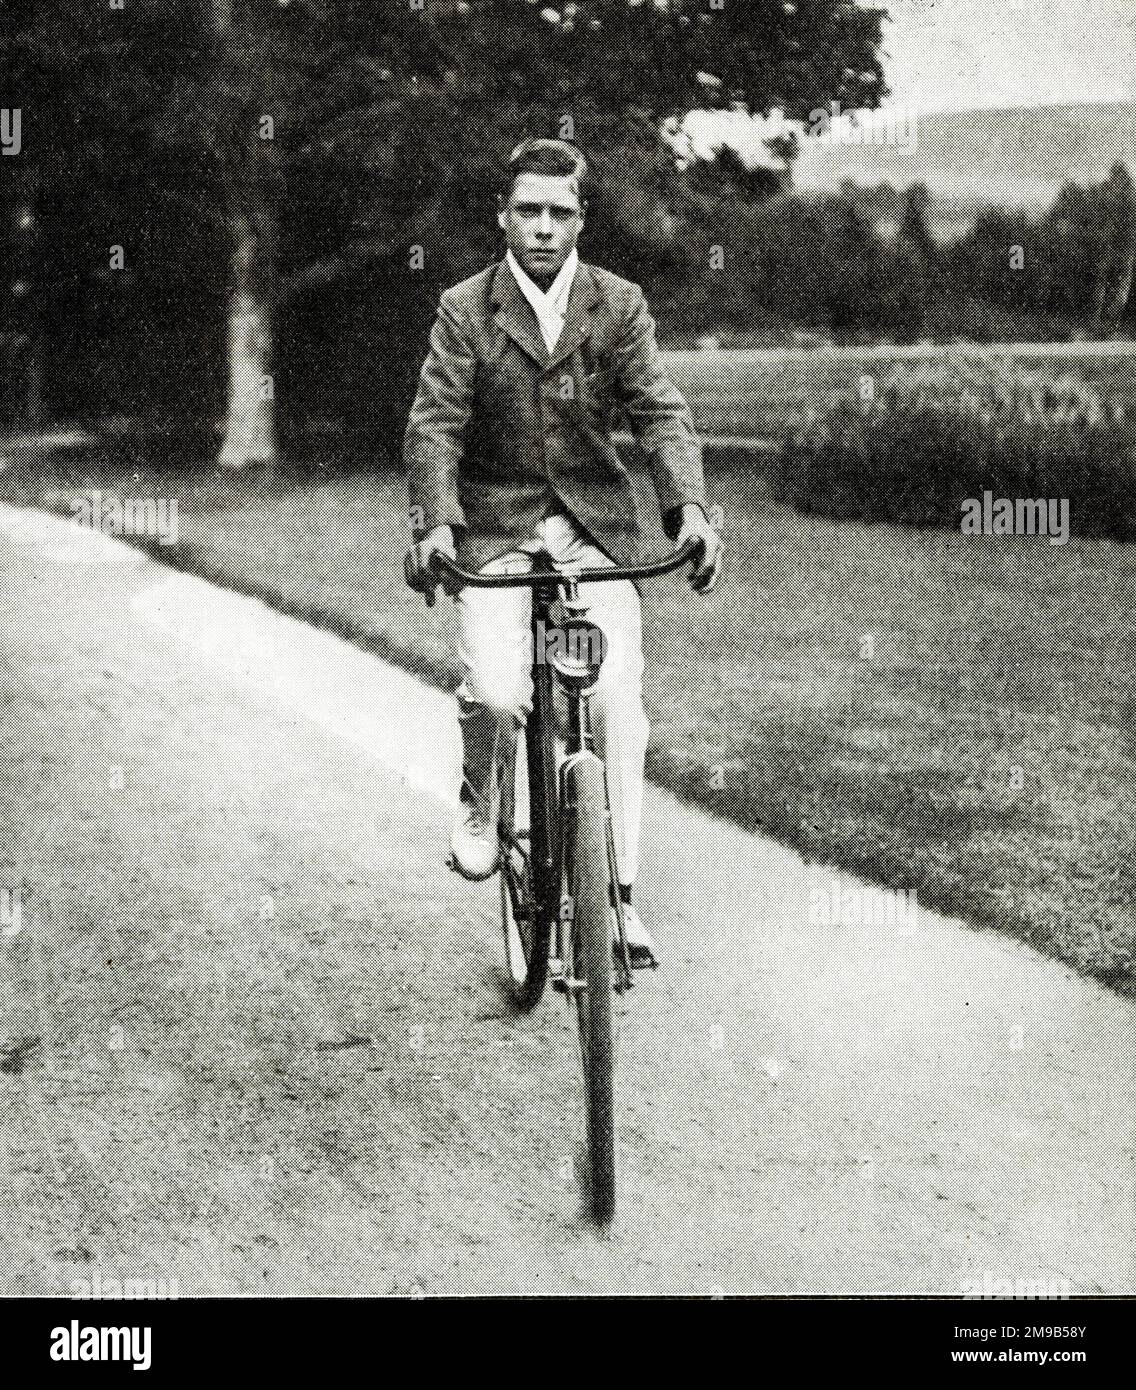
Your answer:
498,172 -> 584,288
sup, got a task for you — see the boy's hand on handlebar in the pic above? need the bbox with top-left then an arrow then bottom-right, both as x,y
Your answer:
675,504 -> 723,594
405,525 -> 456,606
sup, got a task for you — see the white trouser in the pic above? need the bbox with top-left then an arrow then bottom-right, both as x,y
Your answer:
455,511 -> 648,887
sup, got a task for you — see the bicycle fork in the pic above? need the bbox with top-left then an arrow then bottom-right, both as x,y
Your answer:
545,581 -> 634,996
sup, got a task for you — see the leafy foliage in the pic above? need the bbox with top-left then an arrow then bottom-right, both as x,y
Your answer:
945,163 -> 1136,334
1,1 -> 230,438
776,356 -> 1136,541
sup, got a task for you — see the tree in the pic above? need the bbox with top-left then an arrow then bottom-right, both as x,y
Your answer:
1092,162 -> 1136,336
887,182 -> 938,341
950,205 -> 1042,325
1,1 -> 229,446
899,182 -> 934,261
1043,180 -> 1105,327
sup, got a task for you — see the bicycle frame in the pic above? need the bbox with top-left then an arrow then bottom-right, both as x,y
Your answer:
433,537 -> 701,997
491,551 -> 634,991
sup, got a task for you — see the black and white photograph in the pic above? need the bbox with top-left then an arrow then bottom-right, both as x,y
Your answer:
1,0 -> 1134,1341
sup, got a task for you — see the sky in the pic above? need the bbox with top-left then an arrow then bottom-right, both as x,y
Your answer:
680,0 -> 1134,170
879,0 -> 1134,114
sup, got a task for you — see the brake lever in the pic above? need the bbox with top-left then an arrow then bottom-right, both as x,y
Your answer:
405,550 -> 438,607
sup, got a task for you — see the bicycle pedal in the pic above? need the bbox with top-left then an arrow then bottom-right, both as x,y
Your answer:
446,851 -> 498,882
616,947 -> 658,972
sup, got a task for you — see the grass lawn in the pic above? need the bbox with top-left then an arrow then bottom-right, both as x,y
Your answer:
665,343 -> 1136,441
3,448 -> 1134,997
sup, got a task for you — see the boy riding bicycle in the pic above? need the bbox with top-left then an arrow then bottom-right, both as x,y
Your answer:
404,138 -> 723,964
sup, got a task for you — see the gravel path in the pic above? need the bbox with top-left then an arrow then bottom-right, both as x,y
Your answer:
0,503 -> 1131,1294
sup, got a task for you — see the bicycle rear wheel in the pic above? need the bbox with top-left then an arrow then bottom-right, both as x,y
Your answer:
563,753 -> 616,1224
500,722 -> 552,1010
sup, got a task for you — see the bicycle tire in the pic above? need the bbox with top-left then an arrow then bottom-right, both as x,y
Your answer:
500,714 -> 553,1010
563,753 -> 616,1224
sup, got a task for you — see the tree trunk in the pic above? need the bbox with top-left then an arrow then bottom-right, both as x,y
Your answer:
218,217 -> 276,467
212,0 -> 277,469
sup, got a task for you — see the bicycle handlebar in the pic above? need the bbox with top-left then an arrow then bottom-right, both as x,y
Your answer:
428,536 -> 703,589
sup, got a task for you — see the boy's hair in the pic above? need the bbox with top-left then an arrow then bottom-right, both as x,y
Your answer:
501,138 -> 587,203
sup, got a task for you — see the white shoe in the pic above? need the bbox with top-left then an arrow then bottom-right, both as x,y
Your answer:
614,902 -> 658,969
449,798 -> 499,880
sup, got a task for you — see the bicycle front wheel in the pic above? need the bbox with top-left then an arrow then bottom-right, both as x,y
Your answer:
500,721 -> 551,1010
563,753 -> 616,1225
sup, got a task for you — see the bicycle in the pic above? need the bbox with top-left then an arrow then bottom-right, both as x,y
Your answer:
426,537 -> 702,1224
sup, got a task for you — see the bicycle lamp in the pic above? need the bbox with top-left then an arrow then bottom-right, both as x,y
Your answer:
545,616 -> 608,689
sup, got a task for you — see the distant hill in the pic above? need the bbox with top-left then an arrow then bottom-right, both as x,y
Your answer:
794,101 -> 1136,212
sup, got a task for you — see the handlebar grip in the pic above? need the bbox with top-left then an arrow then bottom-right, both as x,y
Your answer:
405,548 -> 438,605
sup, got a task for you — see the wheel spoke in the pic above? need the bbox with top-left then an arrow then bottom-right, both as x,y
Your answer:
500,735 -> 550,1009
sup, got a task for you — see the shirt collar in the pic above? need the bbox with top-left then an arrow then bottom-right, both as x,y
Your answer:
506,246 -> 578,316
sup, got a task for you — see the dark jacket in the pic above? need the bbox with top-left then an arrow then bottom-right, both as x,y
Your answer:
405,257 -> 705,571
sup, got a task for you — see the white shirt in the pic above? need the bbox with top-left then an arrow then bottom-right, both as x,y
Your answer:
506,246 -> 578,354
